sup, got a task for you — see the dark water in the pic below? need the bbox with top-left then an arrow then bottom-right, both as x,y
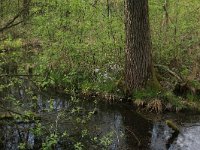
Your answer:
0,85 -> 200,149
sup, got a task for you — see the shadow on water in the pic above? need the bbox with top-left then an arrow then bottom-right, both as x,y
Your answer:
1,83 -> 200,149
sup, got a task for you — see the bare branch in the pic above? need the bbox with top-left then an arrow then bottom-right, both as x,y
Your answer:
0,0 -> 33,33
0,9 -> 24,32
0,74 -> 40,77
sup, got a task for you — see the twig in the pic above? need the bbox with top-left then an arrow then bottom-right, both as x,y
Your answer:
125,126 -> 141,146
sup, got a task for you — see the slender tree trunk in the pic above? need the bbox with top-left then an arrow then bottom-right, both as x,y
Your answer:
0,0 -> 3,18
22,0 -> 31,22
107,0 -> 110,18
124,0 -> 153,94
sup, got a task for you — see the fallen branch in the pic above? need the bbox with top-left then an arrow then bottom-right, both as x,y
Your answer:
154,64 -> 183,81
166,120 -> 180,133
166,120 -> 180,149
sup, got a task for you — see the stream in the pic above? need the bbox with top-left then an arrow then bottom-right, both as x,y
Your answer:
0,83 -> 200,150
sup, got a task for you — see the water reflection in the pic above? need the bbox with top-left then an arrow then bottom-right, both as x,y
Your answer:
1,87 -> 200,149
37,96 -> 67,112
0,93 -> 153,149
170,123 -> 200,150
150,122 -> 172,150
0,123 -> 34,150
150,117 -> 200,150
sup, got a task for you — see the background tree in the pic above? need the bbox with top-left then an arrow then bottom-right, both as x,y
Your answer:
22,0 -> 31,23
124,0 -> 154,94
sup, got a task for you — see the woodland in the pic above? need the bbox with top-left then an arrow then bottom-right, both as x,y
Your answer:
0,0 -> 200,149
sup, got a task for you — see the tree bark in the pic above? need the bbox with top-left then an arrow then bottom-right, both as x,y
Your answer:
124,0 -> 153,94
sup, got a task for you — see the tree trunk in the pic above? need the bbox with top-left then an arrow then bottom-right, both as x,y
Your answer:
124,0 -> 153,94
0,0 -> 3,18
22,0 -> 31,22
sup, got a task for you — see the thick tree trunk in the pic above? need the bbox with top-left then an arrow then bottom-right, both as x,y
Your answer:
124,0 -> 153,94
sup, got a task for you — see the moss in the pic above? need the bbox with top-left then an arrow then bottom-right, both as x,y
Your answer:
166,120 -> 180,134
147,65 -> 162,91
166,120 -> 180,149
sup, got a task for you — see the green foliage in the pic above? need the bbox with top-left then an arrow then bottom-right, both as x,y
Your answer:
163,91 -> 186,110
99,132 -> 114,148
190,80 -> 200,89
42,133 -> 59,150
32,121 -> 43,136
18,143 -> 26,150
28,0 -> 124,92
74,142 -> 84,150
150,0 -> 200,65
133,88 -> 160,100
1,0 -> 199,96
